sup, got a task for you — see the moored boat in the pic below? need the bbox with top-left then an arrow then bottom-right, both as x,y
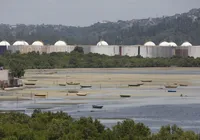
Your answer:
68,90 -> 79,93
34,94 -> 47,97
128,84 -> 140,87
27,79 -> 37,82
179,84 -> 188,87
80,85 -> 92,88
76,93 -> 87,96
59,84 -> 66,86
141,80 -> 152,82
168,90 -> 177,92
67,82 -> 80,85
24,83 -> 36,86
120,95 -> 131,98
92,105 -> 103,109
165,85 -> 178,88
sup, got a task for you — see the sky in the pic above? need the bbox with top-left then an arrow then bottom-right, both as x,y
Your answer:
1,0 -> 200,26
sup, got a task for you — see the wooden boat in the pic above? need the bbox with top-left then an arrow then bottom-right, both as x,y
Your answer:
141,80 -> 152,82
67,82 -> 80,85
76,93 -> 87,96
128,84 -> 140,87
92,105 -> 103,109
138,83 -> 144,86
59,84 -> 66,86
68,90 -> 79,93
80,85 -> 92,88
179,84 -> 188,87
120,95 -> 131,98
168,90 -> 177,93
27,79 -> 37,82
165,85 -> 178,88
24,83 -> 36,86
34,94 -> 46,97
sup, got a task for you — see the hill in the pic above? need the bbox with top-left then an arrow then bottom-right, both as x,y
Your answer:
0,8 -> 200,45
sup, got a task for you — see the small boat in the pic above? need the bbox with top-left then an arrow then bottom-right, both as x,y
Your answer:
34,94 -> 46,97
179,84 -> 188,87
24,83 -> 36,86
92,105 -> 103,109
27,79 -> 37,82
165,85 -> 178,88
80,85 -> 92,88
76,93 -> 87,96
168,90 -> 177,92
141,80 -> 152,82
138,83 -> 144,86
68,90 -> 79,93
59,84 -> 66,86
67,82 -> 80,85
128,84 -> 140,87
120,95 -> 131,98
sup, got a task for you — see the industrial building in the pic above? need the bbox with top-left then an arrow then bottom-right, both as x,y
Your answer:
1,39 -> 200,58
0,69 -> 22,88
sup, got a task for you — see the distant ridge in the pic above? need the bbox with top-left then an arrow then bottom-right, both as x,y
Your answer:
0,8 -> 200,45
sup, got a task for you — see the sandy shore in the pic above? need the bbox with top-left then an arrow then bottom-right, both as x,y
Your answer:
1,68 -> 200,101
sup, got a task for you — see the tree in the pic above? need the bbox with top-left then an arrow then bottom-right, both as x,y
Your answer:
9,60 -> 25,78
72,46 -> 84,53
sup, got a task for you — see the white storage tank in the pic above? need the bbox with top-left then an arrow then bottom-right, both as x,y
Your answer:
97,40 -> 109,46
144,41 -> 156,46
159,41 -> 170,46
188,46 -> 200,58
54,40 -> 67,46
120,45 -> 139,57
91,45 -> 119,56
181,42 -> 192,47
32,41 -> 44,46
169,42 -> 177,47
0,41 -> 10,50
140,46 -> 153,58
13,41 -> 29,46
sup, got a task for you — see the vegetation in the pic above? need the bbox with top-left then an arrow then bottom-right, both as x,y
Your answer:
1,51 -> 200,70
0,9 -> 200,45
0,110 -> 198,140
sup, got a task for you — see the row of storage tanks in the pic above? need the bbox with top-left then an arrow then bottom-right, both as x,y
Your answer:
0,40 -> 199,58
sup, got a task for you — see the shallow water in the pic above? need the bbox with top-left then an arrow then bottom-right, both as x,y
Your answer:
2,69 -> 200,132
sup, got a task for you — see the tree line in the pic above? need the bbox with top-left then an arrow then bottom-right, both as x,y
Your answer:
2,50 -> 200,78
0,110 -> 198,140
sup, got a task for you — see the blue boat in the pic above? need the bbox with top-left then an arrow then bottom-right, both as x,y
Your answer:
168,90 -> 177,92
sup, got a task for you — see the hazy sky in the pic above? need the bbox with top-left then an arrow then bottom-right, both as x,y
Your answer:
1,0 -> 200,26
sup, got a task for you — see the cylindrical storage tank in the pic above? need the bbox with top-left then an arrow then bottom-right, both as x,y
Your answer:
169,42 -> 178,56
0,41 -> 10,54
175,47 -> 188,57
13,41 -> 29,46
66,45 -> 76,53
54,40 -> 67,46
120,45 -> 139,57
97,40 -> 109,46
188,46 -> 200,58
90,45 -> 119,56
181,42 -> 192,47
157,46 -> 174,58
159,41 -> 170,47
32,41 -> 44,46
140,46 -> 153,58
144,41 -> 156,47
